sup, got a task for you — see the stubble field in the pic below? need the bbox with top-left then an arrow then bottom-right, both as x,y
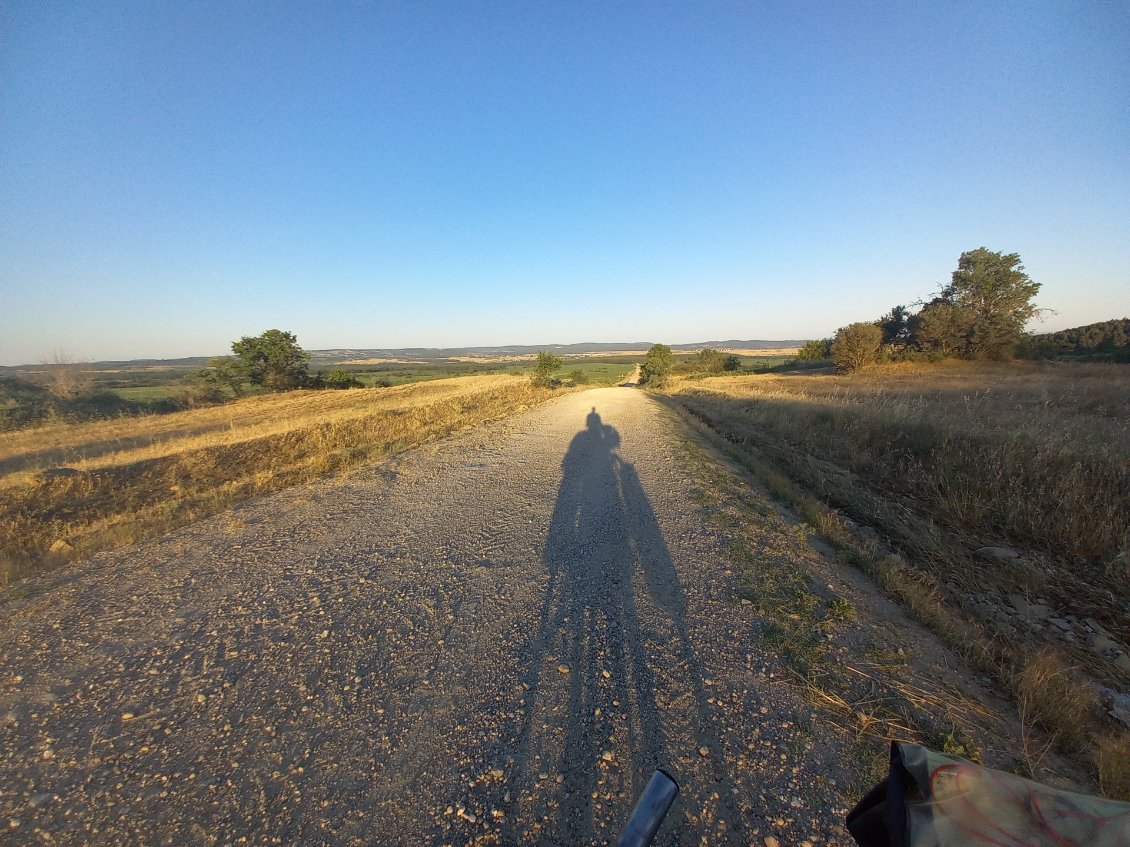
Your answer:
0,375 -> 566,587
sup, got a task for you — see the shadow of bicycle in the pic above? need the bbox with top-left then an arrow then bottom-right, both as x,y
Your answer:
503,406 -> 741,844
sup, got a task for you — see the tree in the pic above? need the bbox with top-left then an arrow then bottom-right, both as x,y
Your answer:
196,356 -> 248,397
723,354 -> 742,371
831,322 -> 882,372
796,339 -> 832,361
231,329 -> 310,391
694,348 -> 726,373
1036,318 -> 1130,356
878,305 -> 911,345
640,343 -> 674,385
911,299 -> 972,357
180,377 -> 225,407
40,349 -> 94,400
323,369 -> 363,389
919,248 -> 1042,359
532,350 -> 563,386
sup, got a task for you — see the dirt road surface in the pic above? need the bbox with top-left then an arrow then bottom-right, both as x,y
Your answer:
1,386 -> 859,846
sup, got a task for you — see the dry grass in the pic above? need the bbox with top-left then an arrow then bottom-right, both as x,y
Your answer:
665,360 -> 1130,622
1014,650 -> 1099,751
1097,734 -> 1130,801
1,375 -> 562,586
659,359 -> 1130,795
0,376 -> 534,479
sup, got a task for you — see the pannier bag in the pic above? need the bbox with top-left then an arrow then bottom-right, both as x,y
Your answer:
847,741 -> 1130,847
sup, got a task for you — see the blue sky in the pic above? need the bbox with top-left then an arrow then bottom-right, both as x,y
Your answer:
1,1 -> 1127,364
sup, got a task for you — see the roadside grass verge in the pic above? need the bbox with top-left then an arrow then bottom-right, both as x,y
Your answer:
0,375 -> 565,588
0,375 -> 544,479
656,360 -> 1130,798
670,426 -> 1002,800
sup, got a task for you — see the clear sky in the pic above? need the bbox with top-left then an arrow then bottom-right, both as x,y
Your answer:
1,1 -> 1128,365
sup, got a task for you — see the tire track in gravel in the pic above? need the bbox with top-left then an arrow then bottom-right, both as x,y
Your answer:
0,386 -> 856,846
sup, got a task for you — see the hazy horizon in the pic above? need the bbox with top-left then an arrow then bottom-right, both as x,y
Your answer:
3,2 -> 1127,366
1,336 -> 813,368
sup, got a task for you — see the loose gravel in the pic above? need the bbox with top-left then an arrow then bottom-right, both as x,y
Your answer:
1,387 -> 855,845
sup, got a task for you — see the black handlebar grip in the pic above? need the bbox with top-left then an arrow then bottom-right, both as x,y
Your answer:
614,769 -> 680,847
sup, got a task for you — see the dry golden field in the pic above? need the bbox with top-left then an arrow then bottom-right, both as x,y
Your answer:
663,359 -> 1130,796
0,375 -> 562,586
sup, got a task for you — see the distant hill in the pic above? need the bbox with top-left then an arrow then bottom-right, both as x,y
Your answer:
667,340 -> 804,351
0,357 -> 211,375
307,340 -> 804,363
1,341 -> 807,371
1034,318 -> 1129,354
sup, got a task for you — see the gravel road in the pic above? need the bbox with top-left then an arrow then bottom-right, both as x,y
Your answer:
1,386 -> 856,846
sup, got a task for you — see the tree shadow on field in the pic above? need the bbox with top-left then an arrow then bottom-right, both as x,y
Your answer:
505,407 -> 740,844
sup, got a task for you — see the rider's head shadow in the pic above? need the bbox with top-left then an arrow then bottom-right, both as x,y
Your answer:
584,405 -> 619,447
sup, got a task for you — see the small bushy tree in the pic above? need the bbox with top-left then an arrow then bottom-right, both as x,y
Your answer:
831,322 -> 882,372
196,356 -> 248,397
180,378 -> 225,407
723,354 -> 742,371
324,369 -> 363,389
532,350 -> 563,386
568,369 -> 588,385
41,350 -> 94,400
911,300 -> 972,357
640,343 -> 674,386
796,339 -> 832,360
694,348 -> 726,373
231,329 -> 310,391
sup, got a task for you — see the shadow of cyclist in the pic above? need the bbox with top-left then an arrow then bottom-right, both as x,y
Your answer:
504,407 -> 741,844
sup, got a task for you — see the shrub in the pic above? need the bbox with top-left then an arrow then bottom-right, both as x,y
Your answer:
532,350 -> 563,386
324,369 -> 363,389
695,348 -> 726,373
831,323 -> 882,372
723,355 -> 742,371
196,356 -> 248,397
640,344 -> 674,386
797,339 -> 832,361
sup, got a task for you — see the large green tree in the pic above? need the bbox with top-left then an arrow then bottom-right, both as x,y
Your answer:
917,248 -> 1041,359
231,329 -> 310,391
640,343 -> 674,385
878,305 -> 911,345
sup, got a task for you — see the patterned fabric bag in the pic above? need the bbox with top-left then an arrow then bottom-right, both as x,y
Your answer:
847,742 -> 1130,847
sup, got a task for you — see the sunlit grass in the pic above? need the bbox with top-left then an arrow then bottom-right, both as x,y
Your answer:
660,358 -> 1130,796
0,374 -> 564,585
